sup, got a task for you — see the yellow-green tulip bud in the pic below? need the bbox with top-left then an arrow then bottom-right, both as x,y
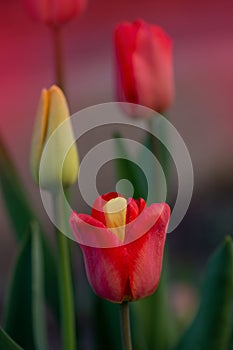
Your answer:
30,85 -> 79,191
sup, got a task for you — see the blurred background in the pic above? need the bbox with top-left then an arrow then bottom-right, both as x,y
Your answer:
0,0 -> 233,347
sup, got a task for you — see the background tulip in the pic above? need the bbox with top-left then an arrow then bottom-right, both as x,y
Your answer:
23,0 -> 87,26
30,85 -> 79,190
114,19 -> 174,114
70,192 -> 170,303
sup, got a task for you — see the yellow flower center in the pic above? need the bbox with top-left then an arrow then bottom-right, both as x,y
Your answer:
103,197 -> 127,242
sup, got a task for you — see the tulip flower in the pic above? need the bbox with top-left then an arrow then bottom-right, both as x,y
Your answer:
30,85 -> 79,191
23,0 -> 87,26
70,192 -> 170,303
114,19 -> 174,114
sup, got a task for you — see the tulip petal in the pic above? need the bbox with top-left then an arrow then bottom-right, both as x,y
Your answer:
114,22 -> 139,104
70,212 -> 122,248
133,22 -> 174,113
23,0 -> 87,25
127,203 -> 170,300
91,192 -> 119,225
30,89 -> 49,184
51,0 -> 87,25
39,86 -> 79,190
126,197 -> 146,224
114,19 -> 174,114
136,197 -> 147,212
125,202 -> 169,244
79,245 -> 130,303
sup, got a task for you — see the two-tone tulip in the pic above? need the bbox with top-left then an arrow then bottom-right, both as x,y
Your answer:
30,85 -> 79,191
70,192 -> 170,303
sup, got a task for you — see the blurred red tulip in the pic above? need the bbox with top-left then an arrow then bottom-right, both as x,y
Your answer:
23,0 -> 87,26
114,20 -> 174,114
70,192 -> 170,303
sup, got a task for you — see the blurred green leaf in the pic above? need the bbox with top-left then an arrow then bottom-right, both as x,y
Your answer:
0,136 -> 34,241
132,253 -> 176,350
174,236 -> 233,350
0,136 -> 59,320
4,222 -> 48,350
0,327 -> 24,350
41,234 -> 59,321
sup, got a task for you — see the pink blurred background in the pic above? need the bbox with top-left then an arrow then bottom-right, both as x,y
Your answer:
0,0 -> 233,313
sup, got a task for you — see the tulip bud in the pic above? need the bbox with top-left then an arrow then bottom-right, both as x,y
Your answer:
23,0 -> 87,26
30,85 -> 79,191
114,20 -> 174,115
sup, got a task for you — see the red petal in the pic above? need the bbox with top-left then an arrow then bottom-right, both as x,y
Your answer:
135,197 -> 146,213
133,22 -> 173,113
126,197 -> 147,223
80,245 -> 130,303
125,202 -> 169,244
126,198 -> 139,224
91,192 -> 119,225
114,21 -> 139,104
127,203 -> 170,300
23,0 -> 87,25
70,212 -> 122,248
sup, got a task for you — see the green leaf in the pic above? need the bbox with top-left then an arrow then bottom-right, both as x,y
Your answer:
41,234 -> 60,321
132,252 -> 176,350
0,135 -> 59,320
0,327 -> 24,350
174,236 -> 233,350
4,222 -> 48,350
0,136 -> 34,242
31,222 -> 49,350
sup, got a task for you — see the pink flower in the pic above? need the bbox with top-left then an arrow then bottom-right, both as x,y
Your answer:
114,19 -> 174,114
70,192 -> 170,303
23,0 -> 87,26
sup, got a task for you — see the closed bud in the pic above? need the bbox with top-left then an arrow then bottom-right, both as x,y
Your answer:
23,0 -> 87,26
30,85 -> 79,191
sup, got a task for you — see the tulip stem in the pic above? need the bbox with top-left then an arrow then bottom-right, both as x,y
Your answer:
53,192 -> 77,350
120,302 -> 133,350
53,26 -> 65,89
148,117 -> 170,201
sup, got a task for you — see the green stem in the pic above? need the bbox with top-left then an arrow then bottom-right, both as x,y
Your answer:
120,302 -> 133,350
53,192 -> 76,350
148,116 -> 170,201
148,118 -> 158,161
53,26 -> 65,89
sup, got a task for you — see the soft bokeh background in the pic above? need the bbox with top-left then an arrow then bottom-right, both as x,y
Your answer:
0,0 -> 233,339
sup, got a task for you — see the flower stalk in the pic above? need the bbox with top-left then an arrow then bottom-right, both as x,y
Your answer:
53,191 -> 77,350
120,302 -> 133,350
53,26 -> 65,89
148,117 -> 170,201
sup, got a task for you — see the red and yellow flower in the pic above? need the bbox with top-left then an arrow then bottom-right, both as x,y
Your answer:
70,192 -> 170,303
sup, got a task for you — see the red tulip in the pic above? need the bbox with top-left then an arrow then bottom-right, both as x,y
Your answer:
114,20 -> 174,114
70,192 -> 170,303
23,0 -> 87,26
